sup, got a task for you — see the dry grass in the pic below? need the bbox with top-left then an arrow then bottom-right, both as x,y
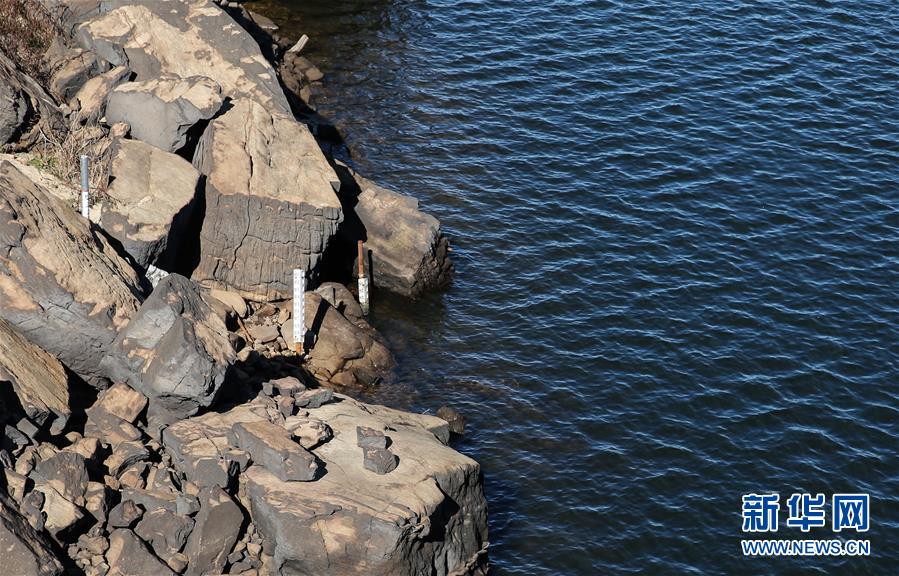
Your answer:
28,116 -> 115,208
0,0 -> 61,81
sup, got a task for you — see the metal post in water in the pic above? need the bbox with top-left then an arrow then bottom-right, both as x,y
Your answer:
80,155 -> 90,219
358,240 -> 370,316
293,268 -> 306,354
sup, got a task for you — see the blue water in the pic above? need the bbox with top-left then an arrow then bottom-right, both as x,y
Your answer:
250,0 -> 898,573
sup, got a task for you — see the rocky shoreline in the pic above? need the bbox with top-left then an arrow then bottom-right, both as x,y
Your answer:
0,1 -> 487,574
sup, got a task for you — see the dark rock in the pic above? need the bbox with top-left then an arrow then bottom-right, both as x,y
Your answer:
15,417 -> 39,440
36,482 -> 86,539
356,426 -> 387,449
190,98 -> 342,301
106,76 -> 223,152
108,499 -> 143,528
84,408 -> 141,447
182,486 -> 243,576
106,528 -> 176,576
362,447 -> 398,475
135,509 -> 195,560
104,441 -> 150,477
0,50 -> 62,150
0,490 -> 64,575
97,139 -> 200,270
437,406 -> 466,435
100,274 -> 235,426
121,487 -> 200,517
0,162 -> 143,387
0,76 -> 29,145
229,421 -> 318,482
46,46 -> 100,103
32,451 -> 90,504
294,387 -> 333,409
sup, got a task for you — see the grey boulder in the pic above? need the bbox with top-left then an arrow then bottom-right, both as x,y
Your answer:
97,139 -> 200,270
0,161 -> 144,387
105,75 -> 223,152
191,98 -> 342,301
293,292 -> 394,386
100,274 -> 235,426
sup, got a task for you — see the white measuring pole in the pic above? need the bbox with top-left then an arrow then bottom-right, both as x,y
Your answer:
357,240 -> 369,315
293,269 -> 306,353
80,155 -> 90,219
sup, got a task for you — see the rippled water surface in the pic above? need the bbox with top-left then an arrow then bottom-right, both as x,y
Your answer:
248,0 -> 898,573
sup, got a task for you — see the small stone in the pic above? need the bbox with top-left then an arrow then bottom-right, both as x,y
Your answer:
255,303 -> 278,318
105,441 -> 151,477
92,383 -> 148,424
16,417 -> 39,440
227,549 -> 244,564
436,406 -> 466,435
356,426 -> 387,449
266,376 -> 305,396
166,552 -> 189,574
210,288 -> 248,318
228,421 -> 318,482
248,323 -> 279,344
277,396 -> 294,418
362,447 -> 398,475
135,508 -> 195,560
245,542 -> 262,557
107,499 -> 143,528
85,482 -> 109,522
78,534 -> 109,556
67,437 -> 102,464
284,417 -> 332,449
293,388 -> 333,409
4,468 -> 27,501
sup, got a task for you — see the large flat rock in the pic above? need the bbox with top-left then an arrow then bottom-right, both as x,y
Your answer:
165,392 -> 485,575
98,138 -> 199,270
75,0 -> 290,114
0,161 -> 144,386
191,99 -> 342,301
245,395 -> 487,575
0,318 -> 70,434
